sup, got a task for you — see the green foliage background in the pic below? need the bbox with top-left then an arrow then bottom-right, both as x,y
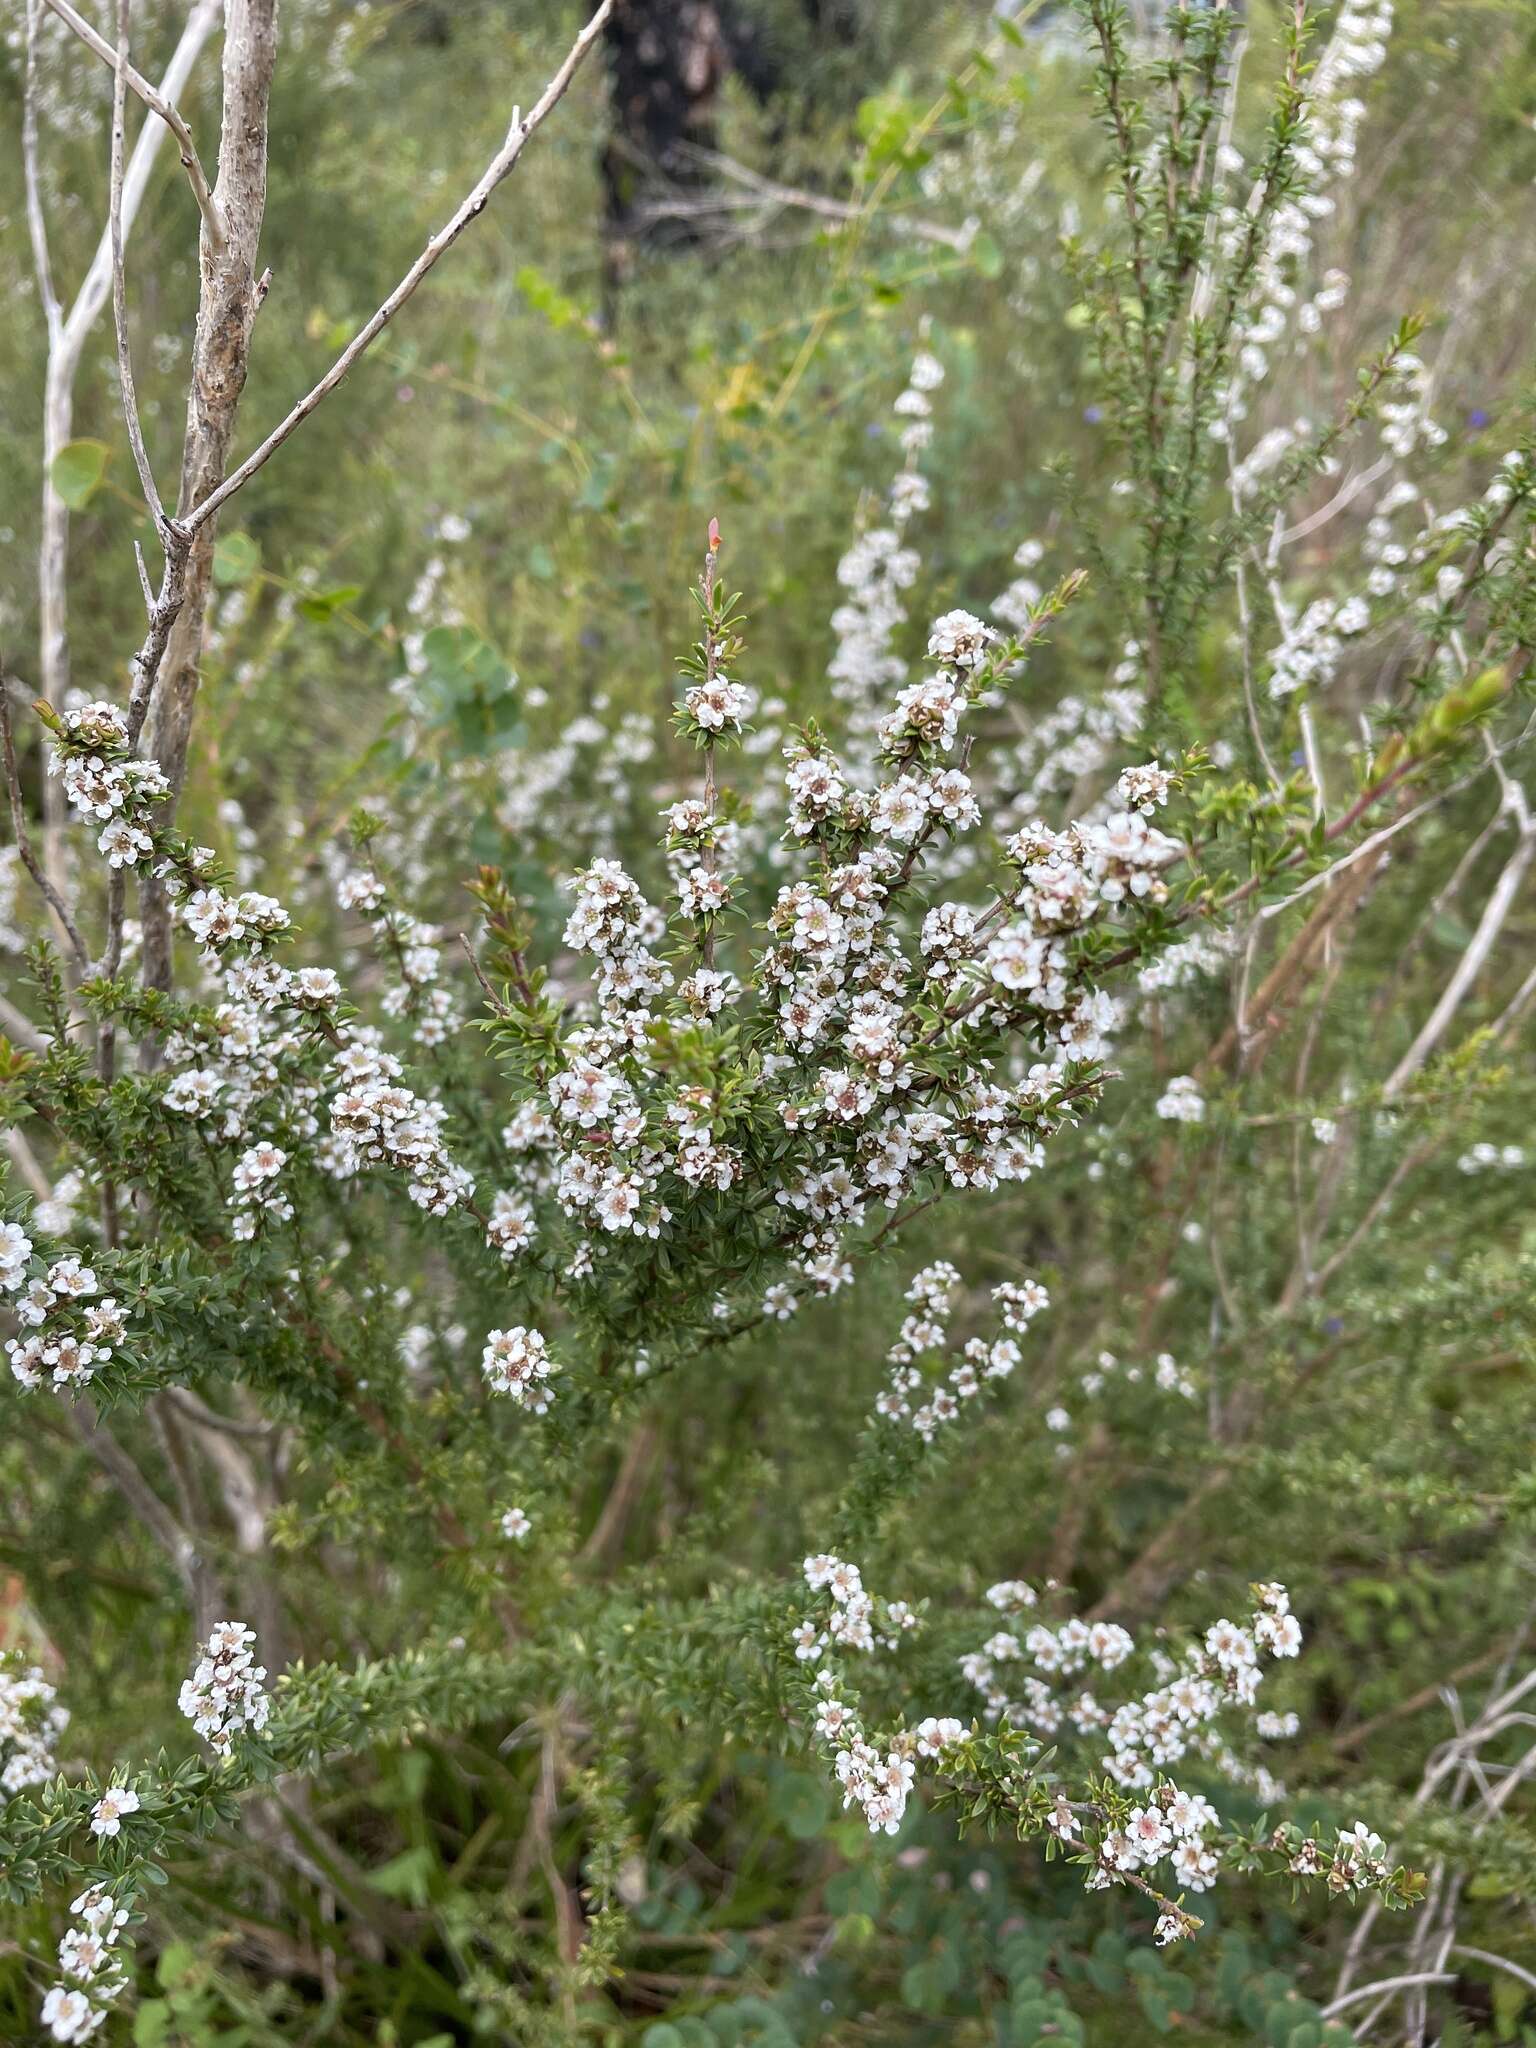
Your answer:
3,2 -> 1536,2044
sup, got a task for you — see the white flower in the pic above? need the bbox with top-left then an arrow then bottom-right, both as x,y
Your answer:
1126,1804 -> 1172,1860
1337,1820 -> 1386,1864
683,676 -> 753,733
1255,1609 -> 1302,1657
97,818 -> 153,868
826,1559 -> 864,1605
41,1987 -> 102,2042
926,609 -> 995,671
912,1715 -> 965,1757
500,1507 -> 532,1541
1117,761 -> 1172,812
293,966 -> 342,1008
88,1785 -> 140,1839
1172,1840 -> 1218,1891
0,1221 -> 33,1290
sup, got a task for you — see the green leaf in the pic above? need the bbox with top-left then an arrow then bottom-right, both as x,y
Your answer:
133,2002 -> 172,2047
707,1997 -> 796,2045
298,583 -> 362,623
769,1768 -> 831,1839
971,231 -> 1004,280
155,1941 -> 198,1988
52,438 -> 110,510
901,1958 -> 948,2014
516,263 -> 586,330
366,1842 -> 436,1904
213,531 -> 262,583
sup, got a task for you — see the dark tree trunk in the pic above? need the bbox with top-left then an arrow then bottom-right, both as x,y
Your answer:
597,0 -> 732,279
593,0 -> 877,309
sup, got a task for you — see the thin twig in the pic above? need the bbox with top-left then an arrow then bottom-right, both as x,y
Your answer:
23,0 -> 63,343
1,677 -> 89,970
1381,811 -> 1535,1100
184,0 -> 615,536
107,0 -> 166,530
42,0 -> 225,250
457,930 -> 509,1015
0,994 -> 49,1053
1453,1946 -> 1536,1998
1321,1971 -> 1457,2019
638,143 -> 976,252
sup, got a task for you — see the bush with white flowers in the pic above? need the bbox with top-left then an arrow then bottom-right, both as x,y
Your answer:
4,1 -> 1535,2042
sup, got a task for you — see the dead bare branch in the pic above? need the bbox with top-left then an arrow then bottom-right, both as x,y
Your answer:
184,0 -> 617,538
41,0 -> 225,251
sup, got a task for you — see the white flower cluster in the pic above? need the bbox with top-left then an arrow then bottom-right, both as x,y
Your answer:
157,904 -> 465,1232
1215,0 -> 1397,430
480,1325 -> 557,1411
992,536 -> 1045,634
963,1584 -> 1303,1918
0,1220 -> 33,1295
485,1188 -> 538,1260
177,1621 -> 271,1757
327,1035 -> 475,1215
499,589 -> 1182,1321
1077,1348 -> 1197,1404
1155,1074 -> 1205,1124
362,893 -> 462,1048
1376,351 -> 1447,464
40,1885 -> 130,2043
926,608 -> 996,672
47,700 -> 169,872
1117,761 -> 1173,813
795,1554 -> 919,1667
0,1653 -> 69,1798
1291,1819 -> 1390,1895
796,1554 -> 937,1836
1006,807 -> 1180,931
827,341 -> 942,742
829,526 -> 922,723
1137,928 -> 1234,996
229,1140 -> 291,1239
993,681 -> 1147,841
162,1001 -> 306,1143
973,1583 -> 1299,1749
494,702 -> 657,851
682,674 -> 754,737
4,1241 -> 128,1398
181,886 -> 292,954
873,1265 -> 1049,1441
1458,1141 -> 1526,1175
1265,592 -> 1371,701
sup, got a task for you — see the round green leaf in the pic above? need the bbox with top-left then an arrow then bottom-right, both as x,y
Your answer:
213,531 -> 262,583
51,438 -> 110,510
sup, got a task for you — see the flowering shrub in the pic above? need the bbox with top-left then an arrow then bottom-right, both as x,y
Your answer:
3,1 -> 1536,2042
